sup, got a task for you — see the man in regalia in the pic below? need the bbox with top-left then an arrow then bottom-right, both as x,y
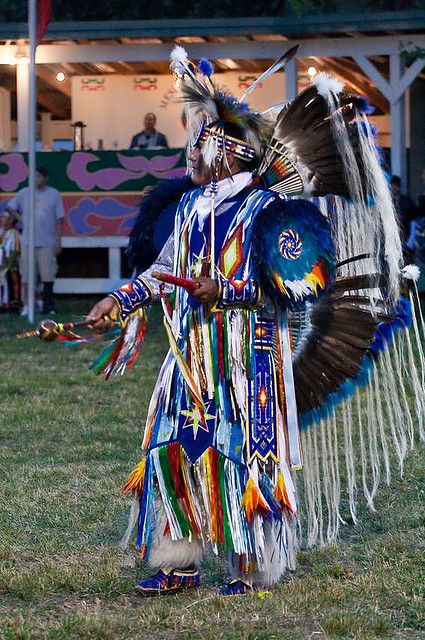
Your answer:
86,47 -> 420,596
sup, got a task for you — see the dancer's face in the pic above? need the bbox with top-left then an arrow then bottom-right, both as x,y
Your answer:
188,147 -> 211,186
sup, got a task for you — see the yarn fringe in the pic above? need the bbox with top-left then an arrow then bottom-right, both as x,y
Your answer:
299,291 -> 425,547
91,308 -> 149,379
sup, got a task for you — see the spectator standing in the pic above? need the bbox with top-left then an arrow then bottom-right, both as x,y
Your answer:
130,113 -> 168,150
6,167 -> 64,315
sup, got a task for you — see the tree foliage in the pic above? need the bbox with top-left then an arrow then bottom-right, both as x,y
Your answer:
0,0 -> 422,22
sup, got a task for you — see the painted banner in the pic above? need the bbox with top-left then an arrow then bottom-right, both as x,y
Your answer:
0,149 -> 186,237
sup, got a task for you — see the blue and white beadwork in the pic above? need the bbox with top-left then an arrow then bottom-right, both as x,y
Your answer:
109,276 -> 152,322
278,229 -> 303,260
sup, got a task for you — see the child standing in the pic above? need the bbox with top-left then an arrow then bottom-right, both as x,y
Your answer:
0,211 -> 21,311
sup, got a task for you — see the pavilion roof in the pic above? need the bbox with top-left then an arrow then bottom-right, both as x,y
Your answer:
0,10 -> 423,120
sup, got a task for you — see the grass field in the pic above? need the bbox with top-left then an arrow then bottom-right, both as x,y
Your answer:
0,297 -> 424,640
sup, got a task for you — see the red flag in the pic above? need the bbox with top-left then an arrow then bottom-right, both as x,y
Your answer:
36,0 -> 52,45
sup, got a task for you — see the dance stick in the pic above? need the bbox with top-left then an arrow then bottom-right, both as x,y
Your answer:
16,319 -> 95,342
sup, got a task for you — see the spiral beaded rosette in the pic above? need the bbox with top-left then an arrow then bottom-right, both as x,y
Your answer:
278,228 -> 303,260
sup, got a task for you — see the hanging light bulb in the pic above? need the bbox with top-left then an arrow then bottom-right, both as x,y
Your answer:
56,71 -> 66,82
307,66 -> 317,78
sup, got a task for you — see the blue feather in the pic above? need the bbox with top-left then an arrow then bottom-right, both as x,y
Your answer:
128,176 -> 193,272
356,96 -> 375,116
198,58 -> 214,78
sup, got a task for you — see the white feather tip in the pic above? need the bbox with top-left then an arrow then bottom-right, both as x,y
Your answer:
170,46 -> 189,64
402,264 -> 420,281
313,73 -> 344,99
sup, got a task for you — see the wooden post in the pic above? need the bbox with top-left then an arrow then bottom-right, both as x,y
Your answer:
16,61 -> 30,151
389,53 -> 406,185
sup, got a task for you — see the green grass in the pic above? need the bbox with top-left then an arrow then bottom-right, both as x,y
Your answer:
0,298 -> 424,640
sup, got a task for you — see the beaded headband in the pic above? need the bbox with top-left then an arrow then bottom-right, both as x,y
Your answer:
196,121 -> 256,162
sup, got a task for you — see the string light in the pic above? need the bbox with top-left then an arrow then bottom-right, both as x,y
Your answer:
56,71 -> 66,82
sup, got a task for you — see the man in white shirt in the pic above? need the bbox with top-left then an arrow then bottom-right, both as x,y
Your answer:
7,166 -> 64,315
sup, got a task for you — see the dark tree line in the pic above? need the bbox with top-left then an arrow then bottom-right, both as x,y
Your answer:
0,0 -> 423,22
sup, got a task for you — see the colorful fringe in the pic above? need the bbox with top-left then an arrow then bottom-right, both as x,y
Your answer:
125,443 -> 292,561
91,307 -> 149,379
241,477 -> 272,524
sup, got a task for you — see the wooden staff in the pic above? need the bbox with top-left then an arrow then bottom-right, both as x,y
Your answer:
152,271 -> 200,293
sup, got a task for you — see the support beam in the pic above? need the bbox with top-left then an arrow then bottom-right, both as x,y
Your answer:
1,35 -> 425,66
355,52 -> 425,104
0,87 -> 11,151
353,54 -> 394,101
396,56 -> 425,98
16,63 -> 29,151
40,112 -> 52,148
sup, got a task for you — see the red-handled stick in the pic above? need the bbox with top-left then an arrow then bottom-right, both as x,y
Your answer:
152,271 -> 200,293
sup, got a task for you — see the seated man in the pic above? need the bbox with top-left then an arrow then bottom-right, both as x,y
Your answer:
130,113 -> 168,150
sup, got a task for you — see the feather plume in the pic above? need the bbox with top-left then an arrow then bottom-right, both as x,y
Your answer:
198,58 -> 214,78
402,264 -> 420,281
170,45 -> 189,67
259,79 -> 372,197
313,73 -> 344,99
240,45 -> 299,102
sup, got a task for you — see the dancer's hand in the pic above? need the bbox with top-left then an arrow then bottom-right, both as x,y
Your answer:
191,277 -> 218,305
86,296 -> 118,331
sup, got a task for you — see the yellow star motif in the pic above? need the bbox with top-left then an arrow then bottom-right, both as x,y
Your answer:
181,403 -> 215,439
191,253 -> 205,278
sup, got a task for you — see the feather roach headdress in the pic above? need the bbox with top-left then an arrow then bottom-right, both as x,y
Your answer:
170,45 -> 299,176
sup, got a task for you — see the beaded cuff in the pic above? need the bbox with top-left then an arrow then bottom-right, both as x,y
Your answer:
214,278 -> 261,310
109,277 -> 153,322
